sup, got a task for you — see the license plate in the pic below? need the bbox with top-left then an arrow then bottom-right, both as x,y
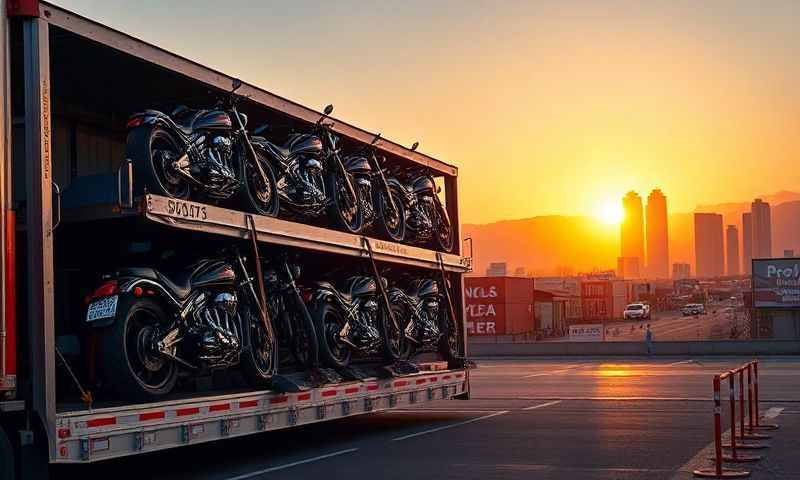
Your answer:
86,295 -> 119,322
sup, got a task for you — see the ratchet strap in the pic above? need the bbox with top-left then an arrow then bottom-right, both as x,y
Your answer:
245,214 -> 278,370
362,237 -> 399,332
436,251 -> 461,357
55,346 -> 93,409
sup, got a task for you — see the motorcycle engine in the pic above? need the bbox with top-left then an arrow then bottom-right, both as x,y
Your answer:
286,157 -> 326,205
189,291 -> 242,368
408,196 -> 434,239
192,134 -> 239,199
349,298 -> 382,352
419,298 -> 442,344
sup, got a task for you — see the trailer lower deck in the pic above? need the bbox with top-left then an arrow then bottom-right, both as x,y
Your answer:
53,368 -> 467,463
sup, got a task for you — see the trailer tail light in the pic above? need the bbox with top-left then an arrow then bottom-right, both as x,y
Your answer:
85,280 -> 119,305
125,117 -> 144,129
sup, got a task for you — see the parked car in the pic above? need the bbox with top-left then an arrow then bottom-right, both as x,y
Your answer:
623,303 -> 651,320
681,303 -> 706,316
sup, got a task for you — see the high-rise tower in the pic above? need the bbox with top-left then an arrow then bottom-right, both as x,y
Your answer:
694,213 -> 724,278
621,191 -> 644,278
742,212 -> 752,274
646,189 -> 669,278
751,198 -> 772,259
726,225 -> 740,276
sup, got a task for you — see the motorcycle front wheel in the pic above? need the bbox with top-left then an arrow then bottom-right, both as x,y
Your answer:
128,126 -> 191,199
311,301 -> 352,369
98,296 -> 178,400
374,188 -> 406,243
437,307 -> 460,361
385,302 -> 413,361
433,204 -> 455,253
240,306 -> 277,388
239,151 -> 279,217
327,172 -> 364,234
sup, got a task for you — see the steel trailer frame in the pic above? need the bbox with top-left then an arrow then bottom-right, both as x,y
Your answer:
1,0 -> 471,468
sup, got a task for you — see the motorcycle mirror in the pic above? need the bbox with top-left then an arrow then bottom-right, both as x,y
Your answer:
231,78 -> 243,92
436,186 -> 442,193
410,141 -> 419,151
323,104 -> 334,115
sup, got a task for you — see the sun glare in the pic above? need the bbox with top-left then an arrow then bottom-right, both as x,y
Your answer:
596,202 -> 624,225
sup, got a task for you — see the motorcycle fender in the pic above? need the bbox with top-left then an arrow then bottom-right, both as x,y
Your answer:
128,111 -> 182,133
313,286 -> 350,311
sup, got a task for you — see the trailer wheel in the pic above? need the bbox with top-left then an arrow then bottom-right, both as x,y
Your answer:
128,126 -> 191,199
99,296 -> 178,400
312,301 -> 352,369
0,425 -> 14,480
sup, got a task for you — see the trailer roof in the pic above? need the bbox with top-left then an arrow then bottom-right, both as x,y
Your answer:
38,1 -> 458,177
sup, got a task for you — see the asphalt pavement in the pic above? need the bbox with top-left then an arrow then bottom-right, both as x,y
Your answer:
53,357 -> 800,480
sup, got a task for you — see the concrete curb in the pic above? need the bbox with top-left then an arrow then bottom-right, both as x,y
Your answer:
468,340 -> 800,356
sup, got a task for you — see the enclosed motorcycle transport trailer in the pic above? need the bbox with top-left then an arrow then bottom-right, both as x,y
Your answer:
0,1 -> 472,477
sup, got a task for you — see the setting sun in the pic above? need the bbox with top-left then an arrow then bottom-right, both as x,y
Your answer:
596,202 -> 624,225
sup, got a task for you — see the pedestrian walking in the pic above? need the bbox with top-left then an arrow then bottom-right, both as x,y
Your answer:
645,324 -> 654,355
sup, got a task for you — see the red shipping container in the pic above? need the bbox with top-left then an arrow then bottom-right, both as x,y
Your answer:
581,280 -> 613,322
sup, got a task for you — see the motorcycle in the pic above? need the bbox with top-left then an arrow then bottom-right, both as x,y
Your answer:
341,133 -> 406,242
391,168 -> 454,252
262,256 -> 318,368
388,278 -> 459,360
84,248 -> 277,400
310,274 -> 402,368
126,79 -> 279,217
250,105 -> 364,233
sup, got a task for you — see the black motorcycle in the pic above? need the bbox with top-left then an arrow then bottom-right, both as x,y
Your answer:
342,133 -> 406,242
250,105 -> 363,233
310,275 -> 402,368
85,248 -> 277,400
263,256 -> 318,369
126,79 -> 279,216
390,169 -> 454,252
389,278 -> 459,360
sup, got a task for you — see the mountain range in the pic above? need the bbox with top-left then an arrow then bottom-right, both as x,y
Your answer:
462,191 -> 800,277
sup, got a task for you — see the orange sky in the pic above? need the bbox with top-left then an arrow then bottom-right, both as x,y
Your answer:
57,0 -> 800,224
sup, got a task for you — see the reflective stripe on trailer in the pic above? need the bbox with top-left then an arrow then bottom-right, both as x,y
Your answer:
54,369 -> 467,461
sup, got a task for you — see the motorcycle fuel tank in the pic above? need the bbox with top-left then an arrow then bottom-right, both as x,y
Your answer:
342,155 -> 372,175
192,110 -> 233,130
346,276 -> 377,297
411,175 -> 436,196
286,133 -> 323,156
191,260 -> 237,289
409,279 -> 438,298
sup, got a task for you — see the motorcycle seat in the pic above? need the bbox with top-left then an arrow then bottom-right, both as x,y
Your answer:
117,267 -> 193,300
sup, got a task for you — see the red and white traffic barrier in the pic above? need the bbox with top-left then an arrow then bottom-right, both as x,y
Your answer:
694,360 -> 773,479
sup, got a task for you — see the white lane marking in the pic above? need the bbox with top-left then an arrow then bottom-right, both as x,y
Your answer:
388,409 -> 501,414
223,448 -> 358,479
763,407 -> 784,419
476,396 -> 711,402
523,365 -> 584,378
392,410 -> 509,441
669,359 -> 695,366
523,400 -> 562,411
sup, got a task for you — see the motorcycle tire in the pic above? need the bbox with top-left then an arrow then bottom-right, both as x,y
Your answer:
127,126 -> 191,200
98,296 -> 178,401
386,301 -> 414,360
289,305 -> 319,368
432,204 -> 455,253
311,301 -> 352,369
437,307 -> 460,361
373,187 -> 406,243
327,171 -> 364,234
239,151 -> 280,217
240,305 -> 276,389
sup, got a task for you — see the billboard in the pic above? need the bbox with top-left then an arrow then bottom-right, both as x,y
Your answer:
581,281 -> 613,321
753,258 -> 800,308
465,277 -> 505,335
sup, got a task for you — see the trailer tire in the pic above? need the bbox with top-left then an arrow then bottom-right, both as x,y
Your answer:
312,301 -> 352,369
0,425 -> 14,480
99,296 -> 178,400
